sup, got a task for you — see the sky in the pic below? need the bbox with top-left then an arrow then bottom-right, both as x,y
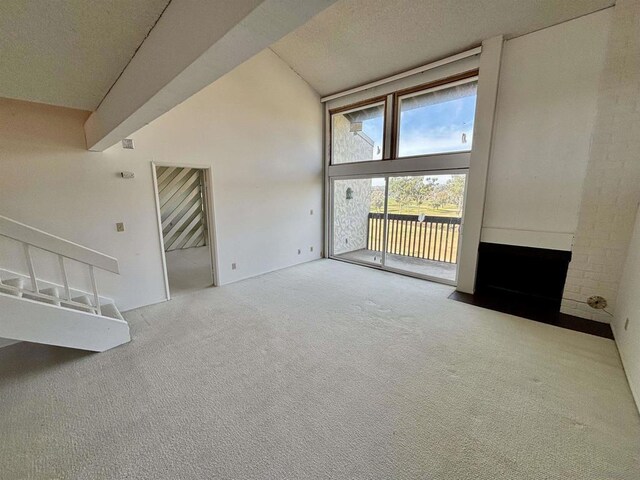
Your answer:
363,91 -> 476,187
362,91 -> 477,159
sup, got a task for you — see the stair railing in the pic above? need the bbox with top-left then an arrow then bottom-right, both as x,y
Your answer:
0,215 -> 119,316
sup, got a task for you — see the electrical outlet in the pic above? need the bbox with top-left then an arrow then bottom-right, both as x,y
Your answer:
231,263 -> 237,270
116,222 -> 125,232
625,318 -> 630,330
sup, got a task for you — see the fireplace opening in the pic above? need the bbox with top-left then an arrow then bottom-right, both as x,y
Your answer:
475,242 -> 571,311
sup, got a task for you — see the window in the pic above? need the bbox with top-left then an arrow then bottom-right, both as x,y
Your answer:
397,81 -> 478,157
331,101 -> 385,165
327,70 -> 478,286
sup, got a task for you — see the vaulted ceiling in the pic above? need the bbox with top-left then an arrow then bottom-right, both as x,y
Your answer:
0,0 -> 171,111
0,0 -> 615,149
271,0 -> 615,97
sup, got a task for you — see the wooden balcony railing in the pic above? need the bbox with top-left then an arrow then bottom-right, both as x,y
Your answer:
367,213 -> 461,264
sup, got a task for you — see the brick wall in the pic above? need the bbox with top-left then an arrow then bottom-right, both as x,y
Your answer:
561,0 -> 640,322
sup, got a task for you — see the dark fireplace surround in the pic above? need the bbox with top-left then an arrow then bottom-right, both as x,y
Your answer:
449,242 -> 613,338
475,242 -> 571,311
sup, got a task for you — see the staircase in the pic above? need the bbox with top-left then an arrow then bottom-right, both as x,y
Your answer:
0,215 -> 130,352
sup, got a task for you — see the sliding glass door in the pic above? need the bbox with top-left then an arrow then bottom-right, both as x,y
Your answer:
384,173 -> 465,282
332,177 -> 386,266
331,172 -> 466,284
326,70 -> 478,285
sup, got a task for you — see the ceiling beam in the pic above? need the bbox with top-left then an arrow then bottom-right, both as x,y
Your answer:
84,0 -> 336,151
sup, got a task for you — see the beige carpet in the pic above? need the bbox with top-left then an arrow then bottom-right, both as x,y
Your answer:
1,259 -> 638,479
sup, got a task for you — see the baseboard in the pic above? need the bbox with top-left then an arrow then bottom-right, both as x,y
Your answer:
611,327 -> 640,415
0,338 -> 20,349
217,255 -> 323,286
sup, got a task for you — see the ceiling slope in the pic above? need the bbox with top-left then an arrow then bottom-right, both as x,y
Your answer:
0,0 -> 171,111
271,0 -> 614,97
84,0 -> 337,151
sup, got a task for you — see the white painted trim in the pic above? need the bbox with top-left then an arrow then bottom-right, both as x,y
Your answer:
321,46 -> 482,102
0,215 -> 119,274
328,152 -> 471,178
456,36 -> 504,294
481,228 -> 574,251
323,102 -> 331,258
151,162 -> 171,301
0,292 -> 130,352
202,168 -> 220,287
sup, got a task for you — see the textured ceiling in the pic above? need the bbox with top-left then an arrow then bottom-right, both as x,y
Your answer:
0,0 -> 171,111
271,0 -> 615,96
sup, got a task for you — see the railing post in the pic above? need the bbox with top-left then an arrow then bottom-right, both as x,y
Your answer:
89,266 -> 101,316
23,243 -> 39,293
59,255 -> 71,301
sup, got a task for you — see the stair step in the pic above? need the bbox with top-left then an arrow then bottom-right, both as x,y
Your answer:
0,278 -> 123,320
41,287 -> 60,297
63,295 -> 95,312
0,277 -> 25,297
100,303 -> 124,321
23,286 -> 61,306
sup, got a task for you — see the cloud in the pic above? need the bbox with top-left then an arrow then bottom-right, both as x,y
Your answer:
398,128 -> 474,157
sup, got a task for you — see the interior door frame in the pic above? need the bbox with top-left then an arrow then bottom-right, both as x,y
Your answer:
151,161 -> 220,301
328,168 -> 468,286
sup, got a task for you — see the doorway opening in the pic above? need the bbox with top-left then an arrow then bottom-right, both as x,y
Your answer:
152,164 -> 217,298
331,172 -> 466,284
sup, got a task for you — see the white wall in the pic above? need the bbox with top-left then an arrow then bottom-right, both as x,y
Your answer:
562,0 -> 640,323
482,10 -> 611,250
613,206 -> 640,410
0,49 -> 323,311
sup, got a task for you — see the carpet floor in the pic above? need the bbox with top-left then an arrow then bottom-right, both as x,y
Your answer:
165,245 -> 213,297
1,259 -> 638,479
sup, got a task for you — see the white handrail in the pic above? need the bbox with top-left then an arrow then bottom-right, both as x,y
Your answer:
0,215 -> 119,274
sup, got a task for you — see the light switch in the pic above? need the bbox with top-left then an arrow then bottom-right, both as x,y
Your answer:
116,222 -> 125,232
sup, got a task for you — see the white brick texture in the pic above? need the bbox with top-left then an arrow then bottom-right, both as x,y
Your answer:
561,0 -> 640,323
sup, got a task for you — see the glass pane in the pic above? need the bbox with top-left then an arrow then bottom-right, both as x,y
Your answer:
397,81 -> 477,157
332,177 -> 386,265
384,174 -> 466,282
331,102 -> 384,164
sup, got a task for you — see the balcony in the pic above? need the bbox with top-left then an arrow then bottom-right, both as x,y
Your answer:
334,213 -> 461,282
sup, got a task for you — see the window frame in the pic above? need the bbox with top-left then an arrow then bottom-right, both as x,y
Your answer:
328,69 -> 479,168
329,96 -> 388,166
328,168 -> 470,285
392,71 -> 479,160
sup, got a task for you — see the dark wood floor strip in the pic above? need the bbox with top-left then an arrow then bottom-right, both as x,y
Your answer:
448,290 -> 614,339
